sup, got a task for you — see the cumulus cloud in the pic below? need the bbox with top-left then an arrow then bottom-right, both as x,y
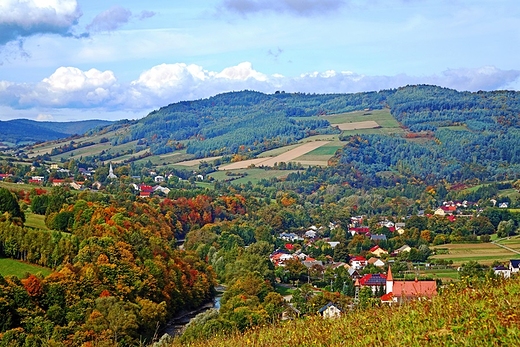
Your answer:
86,6 -> 132,32
0,63 -> 518,118
36,113 -> 54,121
0,0 -> 82,46
218,0 -> 346,16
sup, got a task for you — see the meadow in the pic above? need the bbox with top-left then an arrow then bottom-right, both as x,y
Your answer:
0,258 -> 52,278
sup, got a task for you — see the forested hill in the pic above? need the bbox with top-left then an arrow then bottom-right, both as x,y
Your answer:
115,90 -> 389,156
0,119 -> 113,145
332,85 -> 520,186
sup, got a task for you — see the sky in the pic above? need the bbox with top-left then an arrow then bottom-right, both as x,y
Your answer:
0,0 -> 519,122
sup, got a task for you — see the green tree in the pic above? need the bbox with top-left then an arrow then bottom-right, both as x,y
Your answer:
0,188 -> 25,223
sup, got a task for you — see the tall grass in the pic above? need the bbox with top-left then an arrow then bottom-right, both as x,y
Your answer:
170,276 -> 520,347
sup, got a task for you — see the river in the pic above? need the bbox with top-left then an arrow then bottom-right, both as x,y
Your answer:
160,292 -> 223,337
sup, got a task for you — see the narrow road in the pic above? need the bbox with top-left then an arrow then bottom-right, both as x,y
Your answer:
492,237 -> 520,255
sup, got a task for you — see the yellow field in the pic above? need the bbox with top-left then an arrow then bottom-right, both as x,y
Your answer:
219,141 -> 330,170
336,120 -> 380,131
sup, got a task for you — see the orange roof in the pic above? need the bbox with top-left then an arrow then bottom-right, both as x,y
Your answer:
387,266 -> 393,281
392,280 -> 437,299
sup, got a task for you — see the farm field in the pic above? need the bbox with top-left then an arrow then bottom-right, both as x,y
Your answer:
336,120 -> 380,131
430,241 -> 520,266
219,141 -> 330,170
324,109 -> 404,136
0,258 -> 52,278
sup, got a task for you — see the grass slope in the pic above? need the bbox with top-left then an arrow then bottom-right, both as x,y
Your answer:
0,258 -> 52,278
171,277 -> 520,347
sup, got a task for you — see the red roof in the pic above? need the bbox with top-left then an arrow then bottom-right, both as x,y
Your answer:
285,243 -> 294,250
369,245 -> 381,252
350,227 -> 370,234
351,256 -> 367,262
392,280 -> 437,299
140,184 -> 154,192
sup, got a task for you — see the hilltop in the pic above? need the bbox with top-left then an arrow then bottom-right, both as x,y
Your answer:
7,85 -> 517,186
0,119 -> 113,146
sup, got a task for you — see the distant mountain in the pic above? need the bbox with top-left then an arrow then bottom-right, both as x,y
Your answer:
0,119 -> 113,145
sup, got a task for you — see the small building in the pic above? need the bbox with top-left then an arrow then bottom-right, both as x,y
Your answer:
317,302 -> 341,319
369,245 -> 388,257
509,260 -> 520,274
350,256 -> 367,270
359,273 -> 387,294
493,265 -> 511,278
154,175 -> 165,183
367,257 -> 386,268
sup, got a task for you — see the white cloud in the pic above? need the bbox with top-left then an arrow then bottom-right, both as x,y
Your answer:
0,63 -> 518,120
0,0 -> 82,45
216,62 -> 267,81
36,113 -> 54,121
43,67 -> 116,92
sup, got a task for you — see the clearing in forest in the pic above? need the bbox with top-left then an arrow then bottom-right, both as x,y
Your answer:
336,120 -> 380,131
220,141 -> 330,170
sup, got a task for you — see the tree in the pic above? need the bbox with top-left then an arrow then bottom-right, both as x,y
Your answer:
497,220 -> 516,238
0,188 -> 25,223
468,216 -> 495,235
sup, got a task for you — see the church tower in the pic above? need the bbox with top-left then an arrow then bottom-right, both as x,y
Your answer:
386,266 -> 394,294
108,163 -> 117,179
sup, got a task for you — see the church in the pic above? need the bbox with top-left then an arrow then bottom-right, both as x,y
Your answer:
381,266 -> 437,304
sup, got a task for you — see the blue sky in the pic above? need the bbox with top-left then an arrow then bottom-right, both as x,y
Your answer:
0,0 -> 519,121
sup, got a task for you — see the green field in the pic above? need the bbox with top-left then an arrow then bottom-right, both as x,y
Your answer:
324,109 -> 404,136
0,258 -> 52,278
25,213 -> 48,230
430,241 -> 520,266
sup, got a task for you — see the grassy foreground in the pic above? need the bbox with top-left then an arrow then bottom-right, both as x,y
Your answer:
171,276 -> 520,347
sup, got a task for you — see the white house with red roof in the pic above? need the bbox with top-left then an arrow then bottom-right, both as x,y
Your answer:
350,256 -> 367,270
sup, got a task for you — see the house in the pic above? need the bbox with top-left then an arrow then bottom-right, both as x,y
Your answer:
493,265 -> 511,278
51,179 -> 65,186
317,302 -> 341,318
279,232 -> 302,242
382,267 -> 437,304
392,245 -> 412,256
350,256 -> 367,270
29,176 -> 45,185
154,175 -> 165,183
359,273 -> 387,293
499,202 -> 509,208
139,184 -> 154,197
0,173 -> 13,180
509,260 -> 520,274
154,186 -> 171,195
367,257 -> 386,268
348,267 -> 361,279
305,229 -> 317,238
369,245 -> 388,257
327,241 -> 340,249
349,226 -> 370,236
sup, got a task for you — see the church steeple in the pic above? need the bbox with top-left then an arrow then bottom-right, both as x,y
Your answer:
386,266 -> 393,294
108,163 -> 117,179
